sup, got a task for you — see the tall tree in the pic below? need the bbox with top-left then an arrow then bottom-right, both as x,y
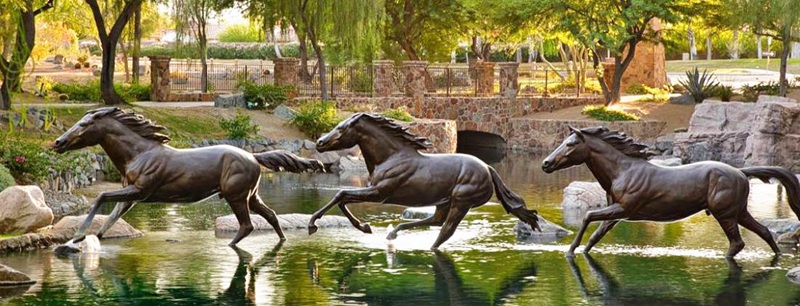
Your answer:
173,0 -> 217,93
86,0 -> 144,105
728,0 -> 800,96
383,0 -> 467,61
0,0 -> 54,110
544,0 -> 694,105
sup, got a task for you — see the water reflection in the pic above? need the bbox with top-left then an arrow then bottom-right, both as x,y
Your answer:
218,242 -> 284,305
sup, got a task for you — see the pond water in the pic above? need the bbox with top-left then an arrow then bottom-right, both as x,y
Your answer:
3,152 -> 800,305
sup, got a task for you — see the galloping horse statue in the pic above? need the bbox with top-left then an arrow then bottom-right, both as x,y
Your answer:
542,126 -> 800,258
52,107 -> 324,245
306,113 -> 540,250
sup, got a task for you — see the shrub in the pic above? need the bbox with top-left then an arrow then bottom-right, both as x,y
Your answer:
581,105 -> 639,121
713,85 -> 735,102
679,67 -> 720,103
346,68 -> 373,93
237,80 -> 290,110
219,111 -> 260,140
381,107 -> 413,122
52,80 -> 101,101
741,82 -> 780,102
0,135 -> 55,182
218,24 -> 262,43
100,155 -> 122,182
0,164 -> 16,192
625,84 -> 649,95
116,83 -> 151,101
640,84 -> 672,103
289,100 -> 340,139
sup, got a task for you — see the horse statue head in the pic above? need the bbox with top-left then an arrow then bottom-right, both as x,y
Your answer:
314,113 -> 431,153
542,126 -> 652,173
52,107 -> 170,153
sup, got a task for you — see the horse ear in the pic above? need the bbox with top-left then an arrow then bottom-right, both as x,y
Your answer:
569,126 -> 585,141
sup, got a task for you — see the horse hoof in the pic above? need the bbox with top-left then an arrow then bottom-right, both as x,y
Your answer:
565,251 -> 576,258
72,235 -> 86,243
386,232 -> 397,240
362,224 -> 372,234
308,225 -> 318,235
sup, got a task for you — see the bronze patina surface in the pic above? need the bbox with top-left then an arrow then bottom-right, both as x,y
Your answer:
542,126 -> 800,258
53,107 -> 323,245
307,113 -> 540,250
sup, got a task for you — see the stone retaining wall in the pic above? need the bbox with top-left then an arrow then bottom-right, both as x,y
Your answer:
507,119 -> 667,152
404,119 -> 457,153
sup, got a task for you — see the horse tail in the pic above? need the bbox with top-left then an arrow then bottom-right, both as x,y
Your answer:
488,166 -> 540,231
253,150 -> 325,173
740,166 -> 800,220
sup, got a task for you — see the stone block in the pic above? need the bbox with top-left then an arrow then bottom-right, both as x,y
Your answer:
214,93 -> 245,108
0,186 -> 54,234
53,215 -> 143,239
215,213 -> 351,231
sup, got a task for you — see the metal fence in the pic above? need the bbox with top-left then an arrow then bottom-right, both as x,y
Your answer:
168,60 -> 275,92
517,65 -> 601,96
425,66 -> 477,96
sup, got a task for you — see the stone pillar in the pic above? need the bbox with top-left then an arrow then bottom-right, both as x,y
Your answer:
607,18 -> 668,92
401,61 -> 427,98
497,62 -> 519,98
475,62 -> 495,96
373,60 -> 394,97
148,56 -> 171,102
273,57 -> 299,87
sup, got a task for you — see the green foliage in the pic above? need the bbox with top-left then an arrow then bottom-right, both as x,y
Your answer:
289,100 -> 341,139
381,107 -> 413,122
679,67 -> 720,103
741,82 -> 781,102
218,24 -> 263,43
581,105 -> 639,121
641,84 -> 673,103
0,134 -> 84,183
219,111 -> 260,140
0,164 -> 16,192
141,43 -> 302,60
713,85 -> 735,102
237,80 -> 291,110
626,84 -> 649,95
52,81 -> 150,102
345,68 -> 373,93
100,155 -> 122,183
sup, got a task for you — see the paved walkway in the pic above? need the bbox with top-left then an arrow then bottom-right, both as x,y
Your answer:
668,69 -> 795,89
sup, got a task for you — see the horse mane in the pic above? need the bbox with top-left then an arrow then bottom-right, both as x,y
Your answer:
88,107 -> 171,143
580,126 -> 653,159
355,113 -> 432,150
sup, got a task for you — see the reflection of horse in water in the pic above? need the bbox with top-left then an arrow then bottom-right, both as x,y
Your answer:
218,243 -> 284,305
567,255 -> 795,305
320,250 -> 538,305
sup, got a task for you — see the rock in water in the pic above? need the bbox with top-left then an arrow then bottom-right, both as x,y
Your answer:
401,207 -> 436,220
0,186 -> 54,234
52,215 -> 143,239
0,264 -> 35,286
514,217 -> 573,244
788,267 -> 800,285
561,181 -> 606,210
215,213 -> 352,231
53,235 -> 101,255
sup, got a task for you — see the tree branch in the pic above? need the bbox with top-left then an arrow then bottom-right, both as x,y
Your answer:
33,0 -> 55,16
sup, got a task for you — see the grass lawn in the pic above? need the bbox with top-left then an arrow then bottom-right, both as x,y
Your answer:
666,58 -> 800,74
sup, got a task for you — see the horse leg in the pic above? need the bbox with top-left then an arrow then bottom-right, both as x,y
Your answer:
249,193 -> 286,241
431,206 -> 469,251
738,211 -> 781,255
567,204 -> 626,258
716,217 -> 745,258
74,185 -> 142,243
387,205 -> 448,240
226,193 -> 254,246
308,187 -> 381,235
96,201 -> 136,239
583,220 -> 619,254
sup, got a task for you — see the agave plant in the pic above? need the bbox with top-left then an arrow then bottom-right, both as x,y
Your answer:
679,67 -> 720,103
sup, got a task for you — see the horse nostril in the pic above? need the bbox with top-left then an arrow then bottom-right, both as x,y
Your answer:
54,139 -> 62,146
316,140 -> 324,147
542,161 -> 552,168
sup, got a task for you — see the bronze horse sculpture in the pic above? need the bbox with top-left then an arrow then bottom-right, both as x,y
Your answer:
307,113 -> 540,250
542,126 -> 800,258
52,107 -> 324,245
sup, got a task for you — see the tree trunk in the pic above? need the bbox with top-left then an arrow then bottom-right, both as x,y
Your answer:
100,42 -> 125,104
200,43 -> 208,93
119,41 -> 130,83
706,36 -> 712,60
400,39 -> 420,60
298,37 -> 312,82
757,34 -> 762,59
132,6 -> 141,84
780,38 -> 790,96
307,29 -> 327,100
730,29 -> 740,59
688,24 -> 697,60
0,0 -> 53,109
603,40 -> 639,106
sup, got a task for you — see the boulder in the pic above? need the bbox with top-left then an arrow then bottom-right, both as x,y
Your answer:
0,264 -> 35,287
52,215 -> 143,239
788,267 -> 800,285
561,181 -> 606,210
311,151 -> 341,165
514,217 -> 573,243
401,207 -> 436,220
214,93 -> 246,108
672,132 -> 750,166
53,235 -> 101,255
668,93 -> 695,105
272,105 -> 296,120
215,213 -> 351,231
686,101 -> 757,133
0,186 -> 54,234
758,218 -> 800,244
338,156 -> 368,173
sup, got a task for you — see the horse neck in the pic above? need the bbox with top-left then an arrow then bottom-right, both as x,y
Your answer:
98,120 -> 162,174
584,138 -> 638,191
357,123 -> 417,173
